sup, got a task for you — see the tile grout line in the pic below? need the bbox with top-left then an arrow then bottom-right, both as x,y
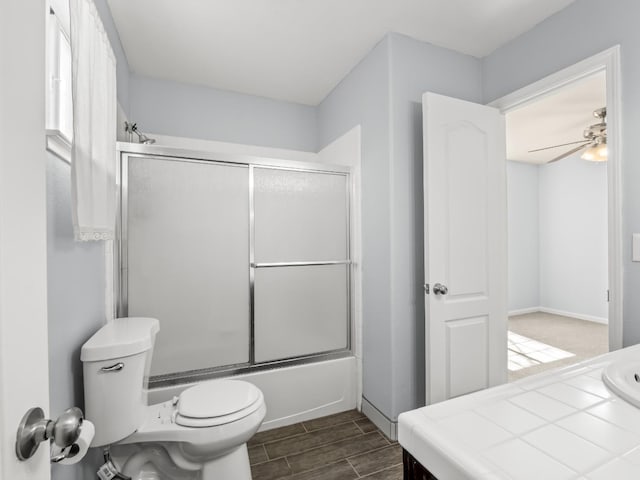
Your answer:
251,411 -> 402,480
359,463 -> 403,479
259,430 -> 393,471
287,432 -> 389,479
345,456 -> 363,479
264,425 -> 368,460
346,443 -> 402,479
353,419 -> 366,435
259,420 -> 365,461
256,432 -> 372,477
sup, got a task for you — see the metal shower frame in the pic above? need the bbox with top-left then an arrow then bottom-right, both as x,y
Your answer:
115,143 -> 353,388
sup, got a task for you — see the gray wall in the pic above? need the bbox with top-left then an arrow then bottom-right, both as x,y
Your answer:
94,0 -> 130,111
47,153 -> 106,480
539,156 -> 608,320
317,36 -> 394,417
507,158 -> 608,320
386,33 -> 482,417
507,161 -> 540,312
129,74 -> 318,152
317,33 -> 482,422
483,0 -> 640,344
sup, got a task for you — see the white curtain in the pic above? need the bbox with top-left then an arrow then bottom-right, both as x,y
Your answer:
69,0 -> 117,241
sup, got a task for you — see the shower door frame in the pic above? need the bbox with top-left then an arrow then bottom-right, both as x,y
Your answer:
115,143 -> 354,388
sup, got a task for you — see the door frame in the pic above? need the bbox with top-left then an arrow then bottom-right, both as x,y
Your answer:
489,45 -> 623,351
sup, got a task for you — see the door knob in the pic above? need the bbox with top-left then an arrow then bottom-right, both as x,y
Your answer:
433,283 -> 448,295
15,407 -> 83,461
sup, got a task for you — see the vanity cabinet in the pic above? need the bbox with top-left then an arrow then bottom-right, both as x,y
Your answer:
403,449 -> 438,480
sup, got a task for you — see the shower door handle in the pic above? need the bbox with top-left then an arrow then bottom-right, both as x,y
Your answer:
433,283 -> 448,296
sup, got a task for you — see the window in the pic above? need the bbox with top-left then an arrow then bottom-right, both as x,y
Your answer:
46,5 -> 73,160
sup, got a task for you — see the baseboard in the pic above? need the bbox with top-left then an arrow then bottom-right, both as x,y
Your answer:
509,306 -> 608,325
508,307 -> 540,316
362,397 -> 397,441
538,307 -> 608,325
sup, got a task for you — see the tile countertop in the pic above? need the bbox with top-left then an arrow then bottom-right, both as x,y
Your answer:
398,344 -> 640,480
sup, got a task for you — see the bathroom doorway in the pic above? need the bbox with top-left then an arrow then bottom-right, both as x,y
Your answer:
499,67 -> 613,381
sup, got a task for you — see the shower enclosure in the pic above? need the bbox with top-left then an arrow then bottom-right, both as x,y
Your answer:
116,144 -> 353,394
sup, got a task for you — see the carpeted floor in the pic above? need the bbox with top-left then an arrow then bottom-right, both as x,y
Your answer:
508,312 -> 609,381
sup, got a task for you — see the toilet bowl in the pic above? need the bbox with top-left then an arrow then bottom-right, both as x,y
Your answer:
81,317 -> 266,480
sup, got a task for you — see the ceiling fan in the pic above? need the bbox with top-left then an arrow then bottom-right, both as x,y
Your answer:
528,107 -> 607,163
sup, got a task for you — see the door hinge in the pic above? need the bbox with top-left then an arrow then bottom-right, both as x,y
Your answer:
607,289 -> 610,302
423,284 -> 429,294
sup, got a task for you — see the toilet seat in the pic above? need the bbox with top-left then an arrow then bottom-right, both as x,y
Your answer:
175,380 -> 263,428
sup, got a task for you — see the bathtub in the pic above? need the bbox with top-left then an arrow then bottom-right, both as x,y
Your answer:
147,356 -> 358,431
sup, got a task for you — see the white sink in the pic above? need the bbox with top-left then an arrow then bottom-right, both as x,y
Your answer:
602,360 -> 640,408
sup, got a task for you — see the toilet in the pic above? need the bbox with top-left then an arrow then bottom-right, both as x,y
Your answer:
81,317 -> 266,480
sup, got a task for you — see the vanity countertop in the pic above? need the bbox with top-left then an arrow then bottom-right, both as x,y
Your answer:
398,344 -> 640,480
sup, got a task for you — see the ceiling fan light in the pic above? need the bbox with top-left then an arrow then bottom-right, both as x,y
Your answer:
581,144 -> 607,162
581,147 -> 596,161
597,144 -> 608,157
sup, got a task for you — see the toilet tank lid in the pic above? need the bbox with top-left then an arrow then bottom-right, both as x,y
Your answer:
81,317 -> 160,362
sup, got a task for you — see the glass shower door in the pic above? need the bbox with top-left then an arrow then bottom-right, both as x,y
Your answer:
120,151 -> 352,384
253,167 -> 350,362
126,156 -> 250,377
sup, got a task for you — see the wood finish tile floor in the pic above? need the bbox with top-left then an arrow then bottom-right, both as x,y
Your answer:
248,410 -> 402,480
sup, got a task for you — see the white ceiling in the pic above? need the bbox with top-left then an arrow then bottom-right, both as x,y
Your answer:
106,0 -> 577,106
506,71 -> 606,165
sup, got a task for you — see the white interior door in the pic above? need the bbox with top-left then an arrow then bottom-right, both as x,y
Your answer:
0,1 -> 51,479
423,92 -> 507,405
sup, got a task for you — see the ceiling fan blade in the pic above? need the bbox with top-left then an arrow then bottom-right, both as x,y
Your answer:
547,143 -> 590,164
528,139 -> 591,153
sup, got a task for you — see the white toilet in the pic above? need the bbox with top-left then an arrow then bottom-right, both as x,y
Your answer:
81,317 -> 266,480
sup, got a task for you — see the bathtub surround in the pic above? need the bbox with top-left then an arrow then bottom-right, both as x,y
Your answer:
149,357 -> 357,432
318,126 -> 364,411
147,134 -> 317,164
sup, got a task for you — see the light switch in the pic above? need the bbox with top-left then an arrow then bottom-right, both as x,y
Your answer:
634,234 -> 640,262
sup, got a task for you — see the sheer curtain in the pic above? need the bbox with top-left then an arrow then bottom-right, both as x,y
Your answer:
69,0 -> 117,241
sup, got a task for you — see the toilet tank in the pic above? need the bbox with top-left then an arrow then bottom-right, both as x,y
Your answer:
81,317 -> 159,446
